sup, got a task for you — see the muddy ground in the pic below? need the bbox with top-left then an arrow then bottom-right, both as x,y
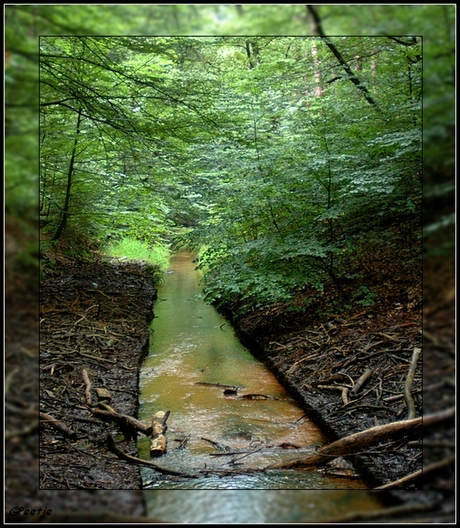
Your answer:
5,219 -> 455,523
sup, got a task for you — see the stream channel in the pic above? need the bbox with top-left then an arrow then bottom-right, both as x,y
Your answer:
138,252 -> 383,522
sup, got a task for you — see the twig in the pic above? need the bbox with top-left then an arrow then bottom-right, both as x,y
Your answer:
404,347 -> 421,419
106,434 -> 195,477
375,454 -> 455,489
73,304 -> 99,326
82,368 -> 92,405
40,412 -> 77,440
287,352 -> 321,374
350,368 -> 373,396
375,468 -> 422,489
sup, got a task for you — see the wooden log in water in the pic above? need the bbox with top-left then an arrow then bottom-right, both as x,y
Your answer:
150,410 -> 170,457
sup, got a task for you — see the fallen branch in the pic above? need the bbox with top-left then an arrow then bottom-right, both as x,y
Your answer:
375,454 -> 456,490
201,437 -> 233,452
268,407 -> 454,470
317,384 -> 350,405
350,368 -> 373,396
375,468 -> 422,490
318,500 -> 441,523
194,382 -> 241,390
82,368 -> 92,405
422,406 -> 455,427
40,412 -> 77,441
267,417 -> 422,469
92,408 -> 152,437
106,435 -> 195,477
404,347 -> 421,419
239,393 -> 273,400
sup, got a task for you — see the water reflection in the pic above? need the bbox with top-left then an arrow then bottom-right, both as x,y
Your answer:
145,489 -> 381,523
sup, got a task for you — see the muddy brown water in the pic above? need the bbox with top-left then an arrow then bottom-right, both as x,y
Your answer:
138,251 -> 383,522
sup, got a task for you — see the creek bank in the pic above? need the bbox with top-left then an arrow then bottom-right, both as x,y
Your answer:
29,253 -> 453,520
217,289 -> 454,517
216,297 -> 426,485
39,259 -> 157,491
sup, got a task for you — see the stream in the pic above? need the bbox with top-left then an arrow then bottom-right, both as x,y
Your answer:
138,251 -> 383,522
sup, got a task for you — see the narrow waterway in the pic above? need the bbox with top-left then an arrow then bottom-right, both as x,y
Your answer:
138,252 -> 383,522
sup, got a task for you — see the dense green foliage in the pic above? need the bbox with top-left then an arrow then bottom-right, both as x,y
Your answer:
5,5 -> 454,310
37,35 -> 422,309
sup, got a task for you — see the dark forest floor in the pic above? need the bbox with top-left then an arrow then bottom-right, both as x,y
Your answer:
5,216 -> 455,523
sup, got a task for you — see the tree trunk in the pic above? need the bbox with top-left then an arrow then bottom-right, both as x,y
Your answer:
52,107 -> 82,241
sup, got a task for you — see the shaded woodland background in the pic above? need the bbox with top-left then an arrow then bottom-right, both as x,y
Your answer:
5,4 -> 455,523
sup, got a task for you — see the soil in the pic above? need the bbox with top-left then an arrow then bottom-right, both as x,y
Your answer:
5,217 -> 455,523
38,259 -> 157,490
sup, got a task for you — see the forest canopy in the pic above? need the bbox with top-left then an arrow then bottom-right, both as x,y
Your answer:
38,35 -> 422,310
5,4 -> 453,311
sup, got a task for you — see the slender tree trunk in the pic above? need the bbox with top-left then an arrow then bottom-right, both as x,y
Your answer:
321,37 -> 378,108
52,107 -> 82,241
306,6 -> 378,108
246,40 -> 260,69
306,5 -> 325,36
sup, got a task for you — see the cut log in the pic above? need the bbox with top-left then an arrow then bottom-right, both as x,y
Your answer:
150,410 -> 170,457
150,434 -> 167,457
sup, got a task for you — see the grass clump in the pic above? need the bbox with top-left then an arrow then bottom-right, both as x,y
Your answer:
104,238 -> 170,272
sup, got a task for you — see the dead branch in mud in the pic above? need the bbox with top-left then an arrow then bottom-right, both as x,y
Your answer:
39,412 -> 78,440
350,368 -> 373,396
92,408 -> 152,437
106,435 -> 195,478
267,407 -> 454,470
267,416 -> 423,469
375,454 -> 456,490
81,368 -> 92,405
404,347 -> 421,419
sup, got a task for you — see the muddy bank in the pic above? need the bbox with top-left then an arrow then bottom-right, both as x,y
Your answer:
7,232 -> 454,521
219,292 -> 455,515
228,304 -> 423,487
38,259 -> 158,491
